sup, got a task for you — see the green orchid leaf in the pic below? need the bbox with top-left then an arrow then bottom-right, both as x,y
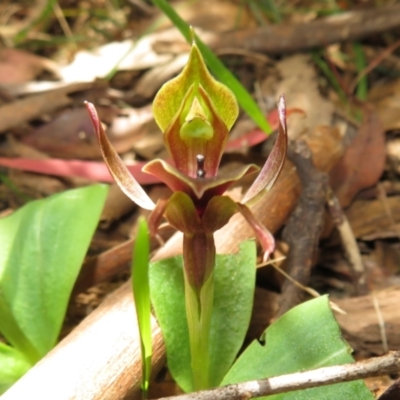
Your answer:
0,343 -> 31,394
150,241 -> 256,392
0,296 -> 40,365
222,296 -> 374,399
0,184 -> 108,359
151,0 -> 272,134
242,96 -> 288,206
131,217 -> 152,396
183,267 -> 215,390
85,101 -> 155,211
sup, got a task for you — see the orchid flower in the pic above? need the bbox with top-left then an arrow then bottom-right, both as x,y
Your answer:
85,41 -> 287,390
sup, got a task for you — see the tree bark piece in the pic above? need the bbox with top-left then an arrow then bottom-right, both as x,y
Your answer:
2,126 -> 342,400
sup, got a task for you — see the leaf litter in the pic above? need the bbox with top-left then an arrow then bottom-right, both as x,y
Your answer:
1,0 -> 400,398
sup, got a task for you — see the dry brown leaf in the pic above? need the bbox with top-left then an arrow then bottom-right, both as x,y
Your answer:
134,53 -> 189,99
59,33 -> 175,83
345,196 -> 400,240
153,0 -> 256,33
0,48 -> 59,84
330,106 -> 386,207
369,78 -> 400,131
0,82 -> 93,133
272,54 -> 334,139
22,107 -> 105,159
334,286 -> 400,355
386,137 -> 400,175
22,105 -> 158,160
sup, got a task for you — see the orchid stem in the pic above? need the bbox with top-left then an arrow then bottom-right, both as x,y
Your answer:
184,271 -> 215,390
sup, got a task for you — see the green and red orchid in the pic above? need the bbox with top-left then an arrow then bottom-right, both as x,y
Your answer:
85,42 -> 287,291
85,40 -> 287,390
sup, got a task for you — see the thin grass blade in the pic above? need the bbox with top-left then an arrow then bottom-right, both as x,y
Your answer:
131,217 -> 152,397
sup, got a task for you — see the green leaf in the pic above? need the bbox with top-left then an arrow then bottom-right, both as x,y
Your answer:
0,184 -> 108,360
184,269 -> 215,390
150,240 -> 256,392
222,296 -> 374,399
311,51 -> 347,105
150,0 -> 272,134
0,343 -> 31,394
353,42 -> 368,101
131,217 -> 152,395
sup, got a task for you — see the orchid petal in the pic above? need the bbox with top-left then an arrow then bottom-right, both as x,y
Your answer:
163,85 -> 230,178
241,96 -> 288,207
236,203 -> 275,261
202,196 -> 237,234
164,192 -> 202,234
148,198 -> 168,237
143,159 -> 259,203
85,102 -> 155,211
153,42 -> 238,133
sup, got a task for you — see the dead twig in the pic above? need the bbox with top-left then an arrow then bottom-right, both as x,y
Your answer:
372,293 -> 389,354
156,351 -> 400,400
277,140 -> 328,317
326,186 -> 366,291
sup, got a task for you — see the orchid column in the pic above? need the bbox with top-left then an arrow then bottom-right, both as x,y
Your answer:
85,40 -> 287,390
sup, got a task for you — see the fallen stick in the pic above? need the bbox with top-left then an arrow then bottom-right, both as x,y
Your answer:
277,139 -> 328,317
2,127 -> 342,400
157,4 -> 400,56
212,4 -> 400,54
156,351 -> 400,400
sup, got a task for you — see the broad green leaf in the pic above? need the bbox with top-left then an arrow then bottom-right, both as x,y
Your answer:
0,296 -> 40,365
151,0 -> 272,134
0,184 -> 108,359
131,217 -> 152,395
150,241 -> 256,392
222,296 -> 374,399
0,343 -> 31,394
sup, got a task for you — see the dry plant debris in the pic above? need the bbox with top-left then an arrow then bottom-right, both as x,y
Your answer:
1,0 -> 400,399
